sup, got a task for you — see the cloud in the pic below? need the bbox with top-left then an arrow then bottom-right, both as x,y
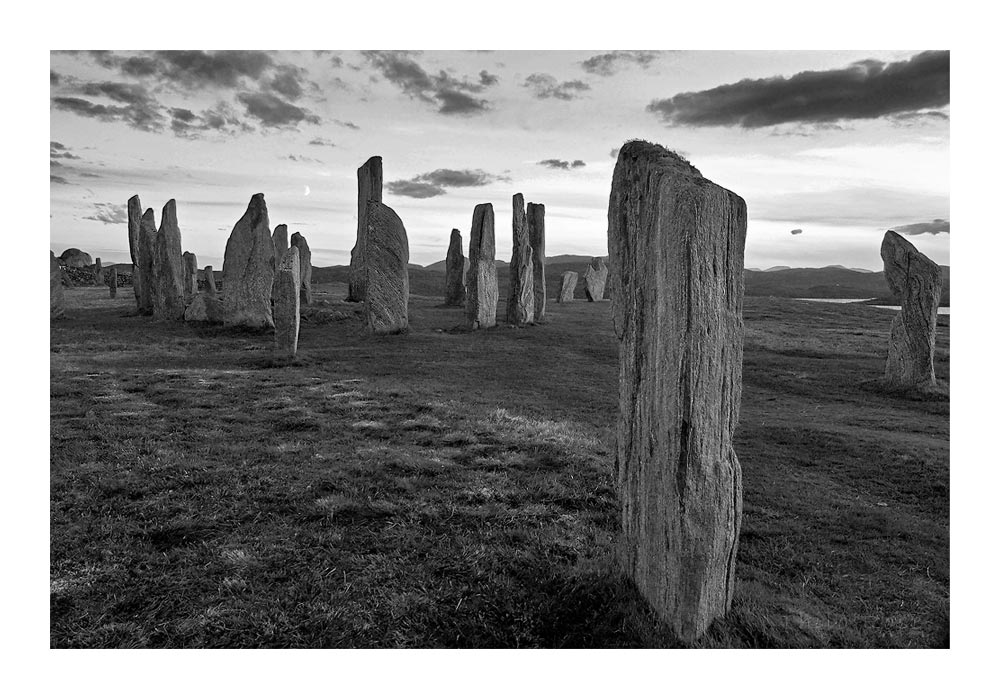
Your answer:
386,181 -> 447,198
537,159 -> 587,170
115,50 -> 275,90
50,174 -> 70,185
52,94 -> 164,131
236,91 -> 320,127
309,137 -> 337,147
362,51 -> 494,115
284,154 -> 323,164
169,102 -> 250,137
647,50 -> 949,127
50,142 -> 80,159
334,119 -> 360,130
581,50 -> 659,76
267,64 -> 306,100
893,218 -> 949,235
889,110 -> 950,125
84,202 -> 128,225
387,168 -> 507,198
523,73 -> 591,100
754,186 -> 949,228
790,228 -> 804,235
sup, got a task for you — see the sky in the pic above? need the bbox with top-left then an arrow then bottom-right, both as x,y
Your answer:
49,49 -> 949,271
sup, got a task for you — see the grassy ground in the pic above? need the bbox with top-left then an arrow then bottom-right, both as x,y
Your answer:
50,285 -> 949,648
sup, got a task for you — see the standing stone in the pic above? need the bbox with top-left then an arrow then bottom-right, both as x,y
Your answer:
223,193 -> 276,328
444,229 -> 466,306
272,224 -> 289,264
151,200 -> 187,321
364,202 -> 409,335
182,251 -> 198,302
608,140 -> 747,643
528,203 -> 546,321
135,203 -> 156,315
881,230 -> 942,388
50,251 -> 64,319
290,232 -> 313,306
583,257 -> 609,301
127,195 -> 146,312
203,265 -> 218,294
107,266 -> 118,297
274,246 -> 301,358
348,156 -> 383,302
466,204 -> 498,330
184,262 -> 224,323
506,193 -> 534,326
93,258 -> 103,286
557,271 -> 578,302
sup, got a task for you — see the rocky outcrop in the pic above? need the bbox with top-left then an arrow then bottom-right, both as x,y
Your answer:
506,194 -> 534,326
444,228 -> 466,306
182,252 -> 198,302
348,156 -> 383,302
151,200 -> 186,321
608,140 -> 747,643
290,232 -> 313,306
583,257 -> 608,301
274,246 -> 301,357
364,201 -> 409,335
557,271 -> 578,302
135,202 -> 156,315
466,203 -> 498,330
881,230 -> 942,388
59,248 -> 92,268
50,251 -> 64,319
528,202 -> 546,321
127,195 -> 145,311
223,193 -> 275,329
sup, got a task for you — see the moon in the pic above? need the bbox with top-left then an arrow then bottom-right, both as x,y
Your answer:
303,185 -> 311,196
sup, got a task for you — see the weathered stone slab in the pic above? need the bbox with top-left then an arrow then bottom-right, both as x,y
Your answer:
135,202 -> 156,315
466,203 -> 498,330
557,271 -> 578,302
127,195 -> 146,312
290,232 -> 312,306
151,200 -> 187,321
364,201 -> 409,335
583,257 -> 608,301
272,224 -> 289,264
182,251 -> 198,302
528,202 -> 546,321
223,193 -> 275,328
274,246 -> 301,357
183,293 -> 225,323
881,230 -> 942,388
506,193 -> 534,326
444,228 -> 466,306
50,251 -> 64,319
608,140 -> 747,643
107,266 -> 117,297
93,258 -> 103,286
348,156 -> 383,302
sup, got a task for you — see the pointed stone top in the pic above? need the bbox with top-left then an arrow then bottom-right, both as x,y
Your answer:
616,140 -> 702,179
274,223 -> 287,233
128,194 -> 141,206
161,199 -> 178,227
362,156 -> 382,168
451,228 -> 460,235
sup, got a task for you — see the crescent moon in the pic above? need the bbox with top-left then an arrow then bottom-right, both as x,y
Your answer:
303,185 -> 311,196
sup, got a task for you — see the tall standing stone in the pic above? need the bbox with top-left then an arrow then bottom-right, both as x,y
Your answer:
348,156 -> 383,302
182,251 -> 198,302
583,257 -> 609,301
528,202 -> 546,321
127,195 -> 146,312
223,193 -> 276,328
274,246 -> 301,358
272,224 -> 289,264
444,229 -> 466,306
93,258 -> 103,286
557,271 -> 578,302
107,266 -> 118,297
203,265 -> 218,294
151,200 -> 187,321
506,193 -> 534,326
364,202 -> 409,335
466,204 -> 498,330
608,140 -> 747,643
135,203 -> 156,315
881,230 -> 942,388
50,251 -> 64,319
290,232 -> 312,306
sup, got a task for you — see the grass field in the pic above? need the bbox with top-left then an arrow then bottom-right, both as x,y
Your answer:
50,284 -> 949,648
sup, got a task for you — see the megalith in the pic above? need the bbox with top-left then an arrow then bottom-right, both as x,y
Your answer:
558,271 -> 578,302
506,193 -> 534,326
274,246 -> 301,358
93,258 -> 103,286
134,201 -> 155,315
608,140 -> 747,643
50,251 -> 64,319
223,193 -> 275,329
151,200 -> 186,321
466,203 -> 498,330
290,232 -> 313,306
583,257 -> 608,301
881,230 -> 942,388
348,156 -> 383,302
365,201 -> 409,335
107,266 -> 117,297
203,265 -> 218,294
444,228 -> 466,307
182,251 -> 198,302
528,202 -> 546,321
272,224 -> 289,264
127,195 -> 147,312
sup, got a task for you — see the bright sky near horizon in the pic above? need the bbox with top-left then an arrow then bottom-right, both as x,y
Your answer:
49,49 -> 949,271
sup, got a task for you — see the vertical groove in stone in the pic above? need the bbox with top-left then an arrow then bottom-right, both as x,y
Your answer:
466,204 -> 498,329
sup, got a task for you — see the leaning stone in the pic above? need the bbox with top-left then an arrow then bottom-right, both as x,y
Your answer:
151,200 -> 187,321
182,251 -> 198,302
50,251 -> 65,319
608,140 -> 747,643
583,257 -> 609,301
466,203 -> 498,329
135,202 -> 156,315
444,228 -> 466,306
348,156 -> 383,302
223,193 -> 276,329
528,202 -> 546,321
557,271 -> 578,302
506,193 -> 534,326
290,232 -> 313,306
127,195 -> 147,312
93,258 -> 103,286
107,266 -> 118,297
364,201 -> 409,335
881,230 -> 942,388
274,246 -> 301,357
